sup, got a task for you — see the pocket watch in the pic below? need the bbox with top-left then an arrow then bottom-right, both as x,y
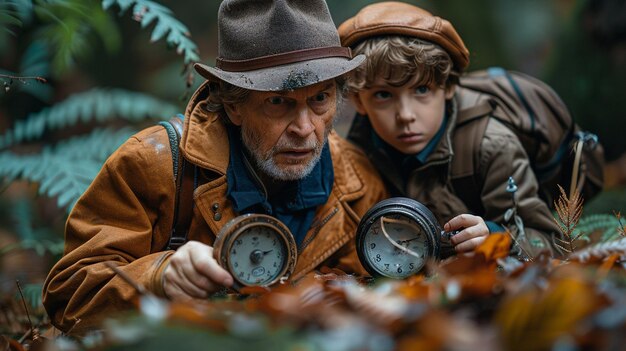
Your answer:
356,197 -> 457,279
213,214 -> 297,289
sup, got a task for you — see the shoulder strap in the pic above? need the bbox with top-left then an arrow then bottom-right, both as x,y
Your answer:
159,114 -> 196,250
449,95 -> 493,215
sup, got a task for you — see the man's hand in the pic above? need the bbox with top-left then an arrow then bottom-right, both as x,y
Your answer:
443,214 -> 489,253
162,241 -> 233,300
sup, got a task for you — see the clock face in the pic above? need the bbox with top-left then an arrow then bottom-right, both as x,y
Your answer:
227,224 -> 288,286
356,197 -> 441,279
214,214 -> 297,289
362,214 -> 429,278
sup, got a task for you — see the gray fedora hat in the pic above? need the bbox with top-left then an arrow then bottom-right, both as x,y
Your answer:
194,0 -> 365,91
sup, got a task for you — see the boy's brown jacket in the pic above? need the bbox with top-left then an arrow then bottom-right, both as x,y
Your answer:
42,82 -> 388,333
348,97 -> 563,256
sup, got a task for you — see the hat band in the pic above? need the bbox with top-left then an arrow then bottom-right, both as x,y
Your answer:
215,46 -> 352,72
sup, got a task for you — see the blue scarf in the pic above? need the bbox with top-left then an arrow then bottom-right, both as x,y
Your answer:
225,125 -> 334,247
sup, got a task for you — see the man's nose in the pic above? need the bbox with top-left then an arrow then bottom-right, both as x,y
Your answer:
287,106 -> 315,137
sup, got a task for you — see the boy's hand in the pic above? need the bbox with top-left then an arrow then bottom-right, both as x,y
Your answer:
162,241 -> 233,301
443,214 -> 489,253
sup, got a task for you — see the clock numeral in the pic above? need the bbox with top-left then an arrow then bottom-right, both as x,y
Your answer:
397,266 -> 403,274
235,239 -> 242,245
384,264 -> 389,271
409,263 -> 415,270
375,254 -> 381,262
370,243 -> 376,250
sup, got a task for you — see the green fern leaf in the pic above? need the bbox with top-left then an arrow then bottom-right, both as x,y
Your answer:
0,127 -> 139,211
572,214 -> 622,243
0,89 -> 178,149
16,283 -> 43,309
104,0 -> 200,64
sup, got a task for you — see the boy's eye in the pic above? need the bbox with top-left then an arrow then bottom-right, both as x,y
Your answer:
373,91 -> 392,100
415,86 -> 430,95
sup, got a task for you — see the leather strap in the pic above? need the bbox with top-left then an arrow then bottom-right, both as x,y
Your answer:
169,158 -> 195,250
216,46 -> 352,72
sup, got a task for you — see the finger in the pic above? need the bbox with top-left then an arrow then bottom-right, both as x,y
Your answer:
177,262 -> 214,298
444,214 -> 482,231
455,236 -> 487,253
450,224 -> 489,246
163,257 -> 211,299
189,246 -> 234,287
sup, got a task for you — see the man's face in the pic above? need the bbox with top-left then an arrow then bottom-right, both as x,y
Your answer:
352,75 -> 454,155
226,81 -> 337,181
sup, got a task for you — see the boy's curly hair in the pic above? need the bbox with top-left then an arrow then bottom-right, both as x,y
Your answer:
347,36 -> 457,93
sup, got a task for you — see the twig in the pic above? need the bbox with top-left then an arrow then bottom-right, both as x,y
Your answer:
15,281 -> 34,341
0,73 -> 47,84
104,261 -> 148,295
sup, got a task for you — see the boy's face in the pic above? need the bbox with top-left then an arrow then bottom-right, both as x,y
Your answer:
224,80 -> 337,181
352,75 -> 454,155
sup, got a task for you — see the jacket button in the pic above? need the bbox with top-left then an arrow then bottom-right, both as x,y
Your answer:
214,212 -> 222,221
212,203 -> 219,212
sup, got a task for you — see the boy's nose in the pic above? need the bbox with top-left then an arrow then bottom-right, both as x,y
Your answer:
395,99 -> 416,123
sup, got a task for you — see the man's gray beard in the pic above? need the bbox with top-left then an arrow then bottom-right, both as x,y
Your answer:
241,124 -> 331,181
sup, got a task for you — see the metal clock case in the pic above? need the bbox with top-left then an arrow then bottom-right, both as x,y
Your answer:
213,213 -> 297,289
356,197 -> 443,279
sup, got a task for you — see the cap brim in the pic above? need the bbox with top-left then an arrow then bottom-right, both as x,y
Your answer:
194,54 -> 365,91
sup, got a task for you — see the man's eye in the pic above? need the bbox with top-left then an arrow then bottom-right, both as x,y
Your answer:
373,91 -> 391,99
415,86 -> 430,95
312,93 -> 328,102
267,97 -> 285,105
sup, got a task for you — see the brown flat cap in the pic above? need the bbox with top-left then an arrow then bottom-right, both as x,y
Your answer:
338,1 -> 469,71
195,0 -> 364,91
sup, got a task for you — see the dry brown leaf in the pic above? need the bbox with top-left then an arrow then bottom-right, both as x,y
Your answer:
475,233 -> 512,261
0,336 -> 25,351
597,254 -> 621,280
395,276 -> 432,301
569,237 -> 626,263
494,277 -> 604,351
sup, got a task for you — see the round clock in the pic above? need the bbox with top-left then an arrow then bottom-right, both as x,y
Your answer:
213,213 -> 297,289
356,197 -> 456,279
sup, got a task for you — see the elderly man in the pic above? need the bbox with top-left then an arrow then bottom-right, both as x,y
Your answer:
42,0 -> 387,333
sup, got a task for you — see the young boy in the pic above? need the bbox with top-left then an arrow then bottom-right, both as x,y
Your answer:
338,2 -> 563,256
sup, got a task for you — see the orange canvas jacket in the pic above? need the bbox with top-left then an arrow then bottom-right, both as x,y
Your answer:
42,82 -> 388,333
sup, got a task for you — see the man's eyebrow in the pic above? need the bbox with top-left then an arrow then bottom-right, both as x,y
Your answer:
274,83 -> 335,96
317,83 -> 334,93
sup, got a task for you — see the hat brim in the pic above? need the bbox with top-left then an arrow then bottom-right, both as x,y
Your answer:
194,54 -> 365,91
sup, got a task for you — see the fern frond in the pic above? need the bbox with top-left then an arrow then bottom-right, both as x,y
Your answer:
0,89 -> 178,149
572,214 -> 623,243
553,185 -> 584,252
16,283 -> 43,310
569,237 -> 626,263
615,211 -> 626,237
0,128 -> 137,211
103,0 -> 200,64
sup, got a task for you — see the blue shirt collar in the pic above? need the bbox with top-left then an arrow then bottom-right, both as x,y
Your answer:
225,125 -> 334,245
372,112 -> 449,170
